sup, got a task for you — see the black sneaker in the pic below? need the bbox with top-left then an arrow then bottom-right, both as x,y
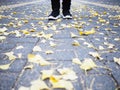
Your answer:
48,11 -> 60,20
62,11 -> 72,19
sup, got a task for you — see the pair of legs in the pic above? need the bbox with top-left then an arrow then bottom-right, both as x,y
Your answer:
48,0 -> 72,20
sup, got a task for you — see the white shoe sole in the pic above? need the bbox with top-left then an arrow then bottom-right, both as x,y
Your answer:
62,15 -> 72,19
48,15 -> 61,20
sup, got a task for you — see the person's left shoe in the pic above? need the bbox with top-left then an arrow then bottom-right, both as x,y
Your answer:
62,11 -> 72,19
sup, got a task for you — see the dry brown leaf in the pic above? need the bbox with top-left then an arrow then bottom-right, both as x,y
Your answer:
80,58 -> 97,71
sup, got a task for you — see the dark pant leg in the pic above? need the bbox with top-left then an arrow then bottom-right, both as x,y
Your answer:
62,0 -> 71,12
51,0 -> 60,12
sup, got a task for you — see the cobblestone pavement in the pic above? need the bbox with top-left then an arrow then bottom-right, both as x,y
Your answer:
0,0 -> 120,90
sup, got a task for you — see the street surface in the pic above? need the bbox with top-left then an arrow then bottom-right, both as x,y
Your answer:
0,0 -> 120,90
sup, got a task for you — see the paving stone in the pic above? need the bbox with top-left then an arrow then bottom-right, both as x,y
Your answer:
0,42 -> 16,53
0,72 -> 18,90
33,50 -> 75,61
81,74 -> 116,90
15,60 -> 84,90
6,37 -> 38,43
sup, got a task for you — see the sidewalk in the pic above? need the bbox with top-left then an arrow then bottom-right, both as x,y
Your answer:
0,0 -> 120,90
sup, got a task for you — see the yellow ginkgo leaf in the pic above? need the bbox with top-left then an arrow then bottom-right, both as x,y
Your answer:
21,29 -> 30,35
51,80 -> 74,90
70,32 -> 79,38
17,53 -> 22,59
0,63 -> 11,70
62,72 -> 78,80
72,58 -> 82,65
33,46 -> 42,52
98,18 -> 106,23
80,58 -> 97,71
0,36 -> 6,41
79,28 -> 96,35
4,52 -> 17,60
50,75 -> 62,83
28,54 -> 36,62
24,64 -> 34,69
57,68 -> 72,75
41,70 -> 54,80
23,19 -> 28,23
16,45 -> 24,49
99,46 -> 104,50
18,86 -> 29,90
43,34 -> 53,39
72,40 -> 80,46
50,41 -> 57,47
31,79 -> 49,90
39,59 -> 51,66
89,52 -> 101,59
113,57 -> 120,65
45,50 -> 54,54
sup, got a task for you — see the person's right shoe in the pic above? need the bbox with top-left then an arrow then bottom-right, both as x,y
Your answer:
48,11 -> 60,20
62,11 -> 72,19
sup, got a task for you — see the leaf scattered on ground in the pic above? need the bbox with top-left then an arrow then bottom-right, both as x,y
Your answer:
80,58 -> 97,71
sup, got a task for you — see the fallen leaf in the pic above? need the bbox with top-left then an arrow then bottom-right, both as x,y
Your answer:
24,64 -> 34,69
113,57 -> 120,65
70,32 -> 79,38
51,80 -> 74,90
17,53 -> 22,59
18,86 -> 29,90
45,50 -> 54,54
33,46 -> 42,52
43,34 -> 53,39
28,54 -> 51,66
89,52 -> 101,59
72,40 -> 80,46
50,75 -> 62,83
79,28 -> 96,35
31,79 -> 49,90
72,58 -> 82,65
41,70 -> 54,80
39,59 -> 51,66
99,46 -> 104,50
50,41 -> 57,47
80,58 -> 97,71
21,29 -> 30,35
4,52 -> 17,60
0,63 -> 11,70
0,36 -> 6,42
16,45 -> 24,49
